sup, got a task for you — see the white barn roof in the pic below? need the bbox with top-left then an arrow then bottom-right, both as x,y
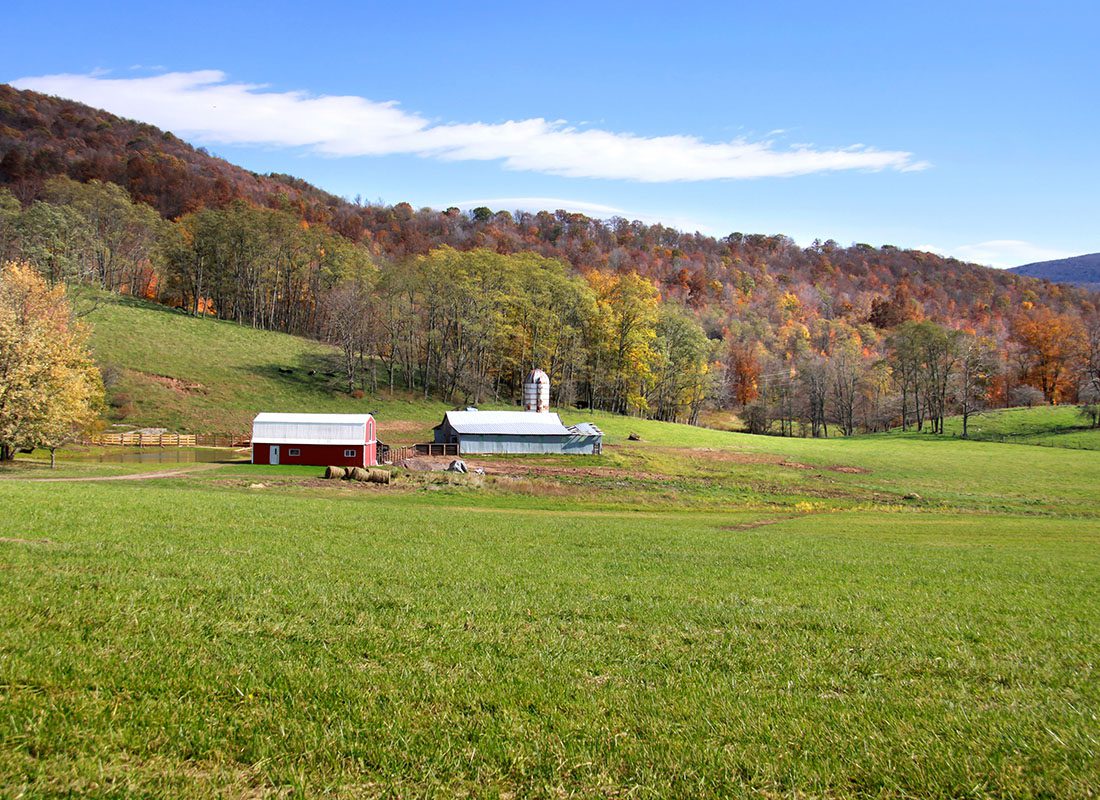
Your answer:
251,412 -> 374,445
441,410 -> 572,436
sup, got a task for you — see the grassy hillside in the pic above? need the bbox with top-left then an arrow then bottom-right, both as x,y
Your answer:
900,405 -> 1100,450
83,290 -> 1100,461
85,292 -> 449,436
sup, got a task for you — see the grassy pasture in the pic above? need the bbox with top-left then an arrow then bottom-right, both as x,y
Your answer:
903,405 -> 1100,450
2,416 -> 1100,797
80,289 -> 1100,454
83,292 -> 449,435
0,476 -> 1097,798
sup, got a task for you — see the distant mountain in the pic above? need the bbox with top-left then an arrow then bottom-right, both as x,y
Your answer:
1009,253 -> 1100,290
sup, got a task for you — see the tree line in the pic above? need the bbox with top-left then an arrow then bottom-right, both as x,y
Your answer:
732,311 -> 1100,438
2,174 -> 1100,437
0,180 -> 714,424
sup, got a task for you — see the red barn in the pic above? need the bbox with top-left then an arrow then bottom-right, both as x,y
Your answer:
251,412 -> 377,467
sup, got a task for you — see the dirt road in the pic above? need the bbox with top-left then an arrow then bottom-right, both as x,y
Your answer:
2,462 -> 224,483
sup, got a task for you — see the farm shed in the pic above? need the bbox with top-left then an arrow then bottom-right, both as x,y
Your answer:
251,412 -> 377,467
433,410 -> 603,455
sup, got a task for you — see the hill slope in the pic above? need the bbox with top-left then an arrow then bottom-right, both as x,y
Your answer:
84,291 -> 622,444
85,292 -> 446,437
1009,252 -> 1100,289
0,83 -> 347,220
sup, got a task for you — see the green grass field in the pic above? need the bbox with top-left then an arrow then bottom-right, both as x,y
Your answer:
2,292 -> 1098,796
2,420 -> 1099,797
904,405 -> 1100,450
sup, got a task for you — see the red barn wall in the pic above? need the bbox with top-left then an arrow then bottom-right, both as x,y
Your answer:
251,443 -> 376,467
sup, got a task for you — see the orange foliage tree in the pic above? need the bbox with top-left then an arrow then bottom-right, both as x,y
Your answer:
1011,307 -> 1085,403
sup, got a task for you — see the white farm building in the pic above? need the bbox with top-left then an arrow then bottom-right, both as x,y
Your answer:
432,410 -> 603,455
431,369 -> 603,455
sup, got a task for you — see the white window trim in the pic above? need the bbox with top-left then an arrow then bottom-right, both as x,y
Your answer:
288,448 -> 301,456
344,449 -> 357,458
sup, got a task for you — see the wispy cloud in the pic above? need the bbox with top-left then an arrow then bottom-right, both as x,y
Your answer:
917,239 -> 1078,269
12,70 -> 926,183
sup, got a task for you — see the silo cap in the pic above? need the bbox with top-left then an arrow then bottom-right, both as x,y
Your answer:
525,368 -> 549,384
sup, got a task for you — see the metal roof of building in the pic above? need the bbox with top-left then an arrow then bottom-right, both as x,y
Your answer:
254,412 -> 373,424
442,410 -> 572,436
252,412 -> 374,445
568,422 -> 604,437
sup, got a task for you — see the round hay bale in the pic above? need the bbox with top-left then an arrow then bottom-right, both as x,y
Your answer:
325,466 -> 347,480
347,467 -> 370,482
366,468 -> 391,484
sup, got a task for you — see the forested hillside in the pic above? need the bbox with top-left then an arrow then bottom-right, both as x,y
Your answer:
1010,253 -> 1100,290
3,83 -> 1100,434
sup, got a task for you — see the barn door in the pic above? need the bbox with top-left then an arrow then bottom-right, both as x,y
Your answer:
270,445 -> 280,465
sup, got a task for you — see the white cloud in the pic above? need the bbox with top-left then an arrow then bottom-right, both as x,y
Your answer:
12,70 -> 926,183
918,240 -> 1078,268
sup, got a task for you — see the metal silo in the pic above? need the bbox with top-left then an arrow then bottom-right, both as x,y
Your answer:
523,368 -> 550,413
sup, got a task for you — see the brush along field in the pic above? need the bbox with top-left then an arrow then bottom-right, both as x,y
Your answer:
1,419 -> 1099,798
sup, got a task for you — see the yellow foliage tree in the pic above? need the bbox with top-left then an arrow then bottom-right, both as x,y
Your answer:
586,271 -> 660,414
0,262 -> 104,465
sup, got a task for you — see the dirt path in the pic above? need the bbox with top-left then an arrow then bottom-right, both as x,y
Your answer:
3,462 -> 224,483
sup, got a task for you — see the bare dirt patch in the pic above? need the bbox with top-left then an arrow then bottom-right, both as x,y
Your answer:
141,372 -> 206,395
401,455 -> 458,472
719,517 -> 796,531
679,447 -> 783,465
479,461 -> 645,479
777,460 -> 870,474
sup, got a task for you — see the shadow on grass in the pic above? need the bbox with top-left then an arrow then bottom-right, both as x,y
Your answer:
244,351 -> 354,399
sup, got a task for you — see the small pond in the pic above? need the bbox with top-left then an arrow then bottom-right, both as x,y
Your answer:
66,448 -> 248,464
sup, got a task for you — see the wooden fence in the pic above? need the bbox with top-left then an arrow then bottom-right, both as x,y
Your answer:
414,443 -> 459,456
378,442 -> 459,463
196,434 -> 251,448
382,445 -> 415,465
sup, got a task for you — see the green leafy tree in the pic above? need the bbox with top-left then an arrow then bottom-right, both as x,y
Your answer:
650,306 -> 713,423
41,177 -> 165,293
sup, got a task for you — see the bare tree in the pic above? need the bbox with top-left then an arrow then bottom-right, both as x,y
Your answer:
320,280 -> 373,394
955,335 -> 997,438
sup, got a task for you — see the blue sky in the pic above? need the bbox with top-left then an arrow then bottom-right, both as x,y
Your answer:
4,0 -> 1097,266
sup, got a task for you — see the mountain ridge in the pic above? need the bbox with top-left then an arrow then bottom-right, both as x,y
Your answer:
1009,253 -> 1100,290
